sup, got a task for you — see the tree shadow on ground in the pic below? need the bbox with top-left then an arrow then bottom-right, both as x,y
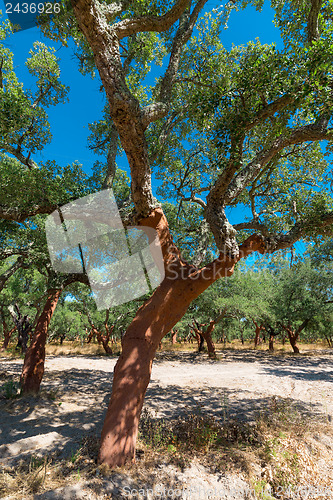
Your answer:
0,351 -> 331,467
155,348 -> 333,365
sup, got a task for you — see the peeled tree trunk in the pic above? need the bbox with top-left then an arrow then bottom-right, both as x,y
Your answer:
0,309 -> 16,350
201,324 -> 216,358
281,319 -> 310,354
98,210 -> 262,467
1,327 -> 15,350
286,328 -> 300,354
20,289 -> 62,394
199,308 -> 228,358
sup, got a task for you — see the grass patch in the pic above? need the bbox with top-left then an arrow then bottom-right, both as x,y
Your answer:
0,401 -> 332,499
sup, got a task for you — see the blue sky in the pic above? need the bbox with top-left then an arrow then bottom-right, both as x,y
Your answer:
2,1 -> 309,253
1,2 -> 309,256
1,1 -> 282,177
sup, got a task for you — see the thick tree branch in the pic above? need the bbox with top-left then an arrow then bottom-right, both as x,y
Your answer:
307,0 -> 322,42
223,122 -> 333,205
233,220 -> 270,237
0,204 -> 57,222
243,93 -> 297,132
260,211 -> 333,253
113,0 -> 190,39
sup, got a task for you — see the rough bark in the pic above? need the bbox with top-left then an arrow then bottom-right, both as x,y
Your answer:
20,289 -> 62,394
8,304 -> 31,354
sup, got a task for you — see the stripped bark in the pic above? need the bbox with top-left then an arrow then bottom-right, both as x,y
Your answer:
20,288 -> 62,394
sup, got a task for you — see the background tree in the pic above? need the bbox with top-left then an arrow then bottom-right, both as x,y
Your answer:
270,258 -> 333,353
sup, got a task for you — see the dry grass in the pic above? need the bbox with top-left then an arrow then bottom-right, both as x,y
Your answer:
1,398 -> 332,499
45,341 -> 121,357
1,338 -> 330,360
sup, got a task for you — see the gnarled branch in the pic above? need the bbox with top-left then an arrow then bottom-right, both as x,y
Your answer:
113,0 -> 190,39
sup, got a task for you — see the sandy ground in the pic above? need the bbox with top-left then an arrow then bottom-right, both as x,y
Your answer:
0,349 -> 332,498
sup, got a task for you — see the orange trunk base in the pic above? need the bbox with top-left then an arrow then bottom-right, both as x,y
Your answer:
20,289 -> 61,394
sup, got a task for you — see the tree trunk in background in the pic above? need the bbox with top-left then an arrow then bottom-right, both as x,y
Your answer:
283,325 -> 300,354
201,323 -> 216,358
20,289 -> 62,394
101,323 -> 114,355
8,304 -> 31,354
253,320 -> 265,348
198,333 -> 205,351
171,329 -> 178,344
288,330 -> 300,353
324,334 -> 333,348
283,319 -> 310,354
200,308 -> 227,358
268,334 -> 275,352
1,327 -> 15,350
86,328 -> 94,343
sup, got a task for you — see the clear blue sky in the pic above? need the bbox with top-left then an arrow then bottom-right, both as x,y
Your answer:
2,1 -> 307,253
1,1 -> 282,176
1,2 -> 308,256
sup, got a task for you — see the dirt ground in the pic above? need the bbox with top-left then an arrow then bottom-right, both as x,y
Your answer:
0,348 -> 332,499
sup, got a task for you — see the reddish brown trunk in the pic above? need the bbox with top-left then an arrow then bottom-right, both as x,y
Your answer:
171,329 -> 178,344
102,312 -> 113,354
98,268 -> 238,466
98,278 -> 192,467
101,324 -> 114,355
97,211 -> 265,467
1,326 -> 16,351
192,329 -> 201,349
20,289 -> 62,394
253,320 -> 265,348
92,325 -> 113,354
284,327 -> 300,354
1,322 -> 15,351
86,328 -> 94,343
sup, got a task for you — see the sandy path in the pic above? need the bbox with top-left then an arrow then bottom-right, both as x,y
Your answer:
0,349 -> 332,464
